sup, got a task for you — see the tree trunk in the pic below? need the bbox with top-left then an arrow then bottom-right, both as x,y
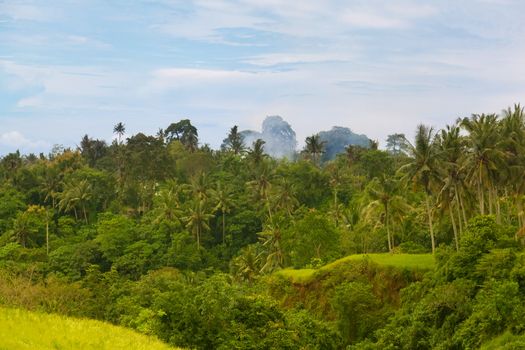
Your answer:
456,198 -> 463,238
457,185 -> 468,227
449,205 -> 459,251
265,192 -> 273,224
222,212 -> 226,244
479,165 -> 485,215
334,189 -> 338,226
385,203 -> 392,253
425,193 -> 436,254
46,218 -> 49,256
83,205 -> 88,224
488,184 -> 494,215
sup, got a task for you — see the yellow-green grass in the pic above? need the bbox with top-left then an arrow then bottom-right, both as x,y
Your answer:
0,307 -> 179,350
480,332 -> 525,349
278,253 -> 435,284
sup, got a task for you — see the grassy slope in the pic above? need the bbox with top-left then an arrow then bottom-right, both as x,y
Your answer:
277,253 -> 435,284
480,332 -> 525,349
0,307 -> 178,350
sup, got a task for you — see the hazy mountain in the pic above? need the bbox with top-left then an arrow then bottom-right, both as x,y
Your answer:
240,116 -> 297,159
318,126 -> 370,161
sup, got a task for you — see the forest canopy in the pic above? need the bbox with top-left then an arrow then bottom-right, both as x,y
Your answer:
1,104 -> 525,349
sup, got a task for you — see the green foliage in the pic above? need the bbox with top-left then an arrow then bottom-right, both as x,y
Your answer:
283,209 -> 341,267
2,109 -> 525,349
332,281 -> 382,343
95,213 -> 137,262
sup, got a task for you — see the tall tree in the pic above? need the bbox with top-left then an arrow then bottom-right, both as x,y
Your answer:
58,179 -> 92,224
213,181 -> 234,243
222,125 -> 245,155
183,200 -> 214,248
400,125 -> 440,254
436,125 -> 468,250
247,139 -> 267,168
303,134 -> 326,165
362,176 -> 409,252
386,133 -> 408,155
460,114 -> 505,216
113,122 -> 126,145
165,119 -> 199,152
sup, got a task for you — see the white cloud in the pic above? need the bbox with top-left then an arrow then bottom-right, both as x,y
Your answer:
341,10 -> 406,29
0,131 -> 49,152
0,2 -> 59,21
244,53 -> 355,66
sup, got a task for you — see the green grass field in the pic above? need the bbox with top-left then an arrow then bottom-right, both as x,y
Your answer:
480,331 -> 525,349
278,253 -> 435,284
0,307 -> 178,350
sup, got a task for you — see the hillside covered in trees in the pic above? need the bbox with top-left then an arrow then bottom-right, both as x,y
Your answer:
1,104 -> 525,349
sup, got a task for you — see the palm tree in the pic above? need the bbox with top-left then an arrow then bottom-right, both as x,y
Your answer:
58,183 -> 79,220
500,104 -> 525,232
400,125 -> 440,254
185,172 -> 210,202
58,179 -> 92,224
183,200 -> 214,248
436,125 -> 468,250
213,181 -> 234,243
460,114 -> 506,216
303,134 -> 326,165
231,245 -> 262,283
247,162 -> 275,222
362,176 -> 410,252
41,166 -> 61,209
113,122 -> 126,145
247,139 -> 267,168
272,178 -> 299,218
153,179 -> 182,224
258,223 -> 284,273
325,163 -> 344,225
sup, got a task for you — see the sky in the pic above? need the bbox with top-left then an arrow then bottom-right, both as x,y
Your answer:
1,0 -> 524,155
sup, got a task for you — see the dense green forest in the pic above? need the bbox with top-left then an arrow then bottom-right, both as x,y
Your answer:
2,104 -> 525,349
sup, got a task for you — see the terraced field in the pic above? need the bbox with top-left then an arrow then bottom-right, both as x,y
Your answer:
0,307 -> 178,350
277,253 -> 435,283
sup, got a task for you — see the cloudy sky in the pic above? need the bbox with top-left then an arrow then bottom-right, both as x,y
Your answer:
1,0 -> 524,155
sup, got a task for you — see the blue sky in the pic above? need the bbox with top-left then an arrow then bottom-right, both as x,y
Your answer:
1,0 -> 524,155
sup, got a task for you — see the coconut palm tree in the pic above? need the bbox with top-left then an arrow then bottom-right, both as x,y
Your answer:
247,139 -> 267,168
460,114 -> 506,216
500,104 -> 525,232
362,175 -> 410,252
58,179 -> 92,224
113,122 -> 126,145
399,125 -> 440,254
303,134 -> 326,165
258,222 -> 284,273
246,162 -> 275,222
213,181 -> 234,243
272,178 -> 299,218
435,124 -> 468,250
183,199 -> 214,248
184,172 -> 211,202
153,179 -> 182,224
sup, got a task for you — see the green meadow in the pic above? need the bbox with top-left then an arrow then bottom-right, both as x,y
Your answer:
277,253 -> 435,284
0,308 -> 177,350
